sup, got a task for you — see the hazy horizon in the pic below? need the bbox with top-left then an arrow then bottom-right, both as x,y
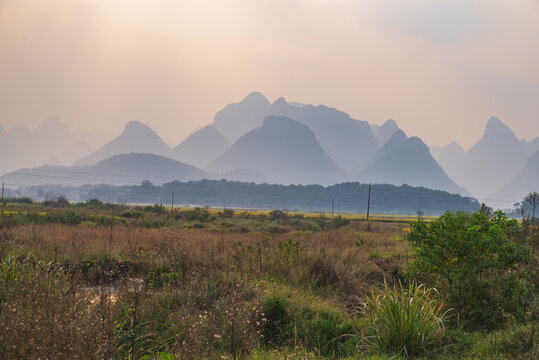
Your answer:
1,0 -> 538,149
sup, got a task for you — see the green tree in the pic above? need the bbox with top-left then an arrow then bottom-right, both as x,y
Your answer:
407,210 -> 532,329
524,192 -> 538,226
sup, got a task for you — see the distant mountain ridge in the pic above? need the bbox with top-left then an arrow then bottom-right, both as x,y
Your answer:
0,116 -> 93,175
74,121 -> 170,166
1,153 -> 212,187
267,98 -> 379,173
359,130 -> 468,195
433,117 -> 530,198
209,116 -> 350,185
213,92 -> 271,142
495,149 -> 539,205
169,125 -> 230,168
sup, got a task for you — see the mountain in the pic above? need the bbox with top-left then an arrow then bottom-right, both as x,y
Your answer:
429,145 -> 443,159
374,119 -> 399,147
522,137 -> 539,157
267,97 -> 378,173
451,117 -> 529,197
359,130 -> 468,195
213,92 -> 271,142
74,121 -> 170,166
1,153 -> 212,187
0,116 -> 93,175
495,149 -> 539,206
169,125 -> 230,168
436,142 -> 465,182
209,116 -> 350,185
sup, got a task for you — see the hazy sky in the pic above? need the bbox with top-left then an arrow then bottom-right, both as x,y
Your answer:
0,0 -> 538,149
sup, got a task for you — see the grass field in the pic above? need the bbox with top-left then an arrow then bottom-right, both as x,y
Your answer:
0,200 -> 536,359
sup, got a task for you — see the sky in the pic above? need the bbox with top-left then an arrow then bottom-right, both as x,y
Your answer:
0,0 -> 538,149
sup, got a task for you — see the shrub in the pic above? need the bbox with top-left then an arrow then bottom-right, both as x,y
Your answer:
219,208 -> 235,218
261,291 -> 357,356
330,215 -> 350,229
179,207 -> 210,222
269,210 -> 287,221
43,196 -> 70,208
261,293 -> 291,344
362,281 -> 448,358
407,210 -> 532,329
145,204 -> 165,214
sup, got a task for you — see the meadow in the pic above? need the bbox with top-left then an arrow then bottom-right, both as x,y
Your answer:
0,198 -> 536,359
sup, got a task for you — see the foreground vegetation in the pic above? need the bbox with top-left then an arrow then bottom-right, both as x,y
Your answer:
0,199 -> 537,359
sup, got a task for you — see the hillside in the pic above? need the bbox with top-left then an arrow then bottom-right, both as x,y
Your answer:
74,121 -> 170,166
496,149 -> 539,205
436,142 -> 466,181
169,125 -> 230,168
359,130 -> 468,195
1,153 -> 211,187
0,116 -> 93,174
374,119 -> 400,147
209,116 -> 350,185
212,92 -> 271,142
267,97 -> 378,173
445,117 -> 529,196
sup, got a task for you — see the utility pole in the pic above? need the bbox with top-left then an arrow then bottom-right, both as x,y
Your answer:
366,183 -> 371,221
331,199 -> 334,217
1,182 -> 4,207
171,192 -> 175,212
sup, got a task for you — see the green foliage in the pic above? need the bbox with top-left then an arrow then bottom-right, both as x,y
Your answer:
178,207 -> 210,222
407,210 -> 532,329
330,215 -> 350,229
145,204 -> 165,214
219,208 -> 235,218
261,291 -> 357,357
269,209 -> 288,221
261,294 -> 290,344
43,196 -> 70,208
362,281 -> 448,358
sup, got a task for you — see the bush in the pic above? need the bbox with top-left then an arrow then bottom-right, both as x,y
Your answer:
43,196 -> 70,208
407,210 -> 532,329
179,207 -> 210,222
330,215 -> 350,229
144,204 -> 165,214
261,291 -> 357,356
362,281 -> 448,358
269,210 -> 287,221
219,208 -> 235,218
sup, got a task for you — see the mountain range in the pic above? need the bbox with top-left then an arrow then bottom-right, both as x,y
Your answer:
2,92 -> 537,208
168,125 -> 230,168
0,116 -> 93,175
208,116 -> 350,185
358,130 -> 468,196
1,153 -> 211,187
433,117 -> 538,206
74,121 -> 171,166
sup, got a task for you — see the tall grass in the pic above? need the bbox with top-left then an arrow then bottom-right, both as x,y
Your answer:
362,280 -> 449,358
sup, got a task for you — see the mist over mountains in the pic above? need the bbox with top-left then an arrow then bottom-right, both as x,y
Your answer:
2,153 -> 211,187
359,130 -> 468,196
74,121 -> 170,166
169,126 -> 230,169
0,115 -> 93,173
2,92 -> 537,209
432,117 -> 539,207
208,116 -> 350,185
